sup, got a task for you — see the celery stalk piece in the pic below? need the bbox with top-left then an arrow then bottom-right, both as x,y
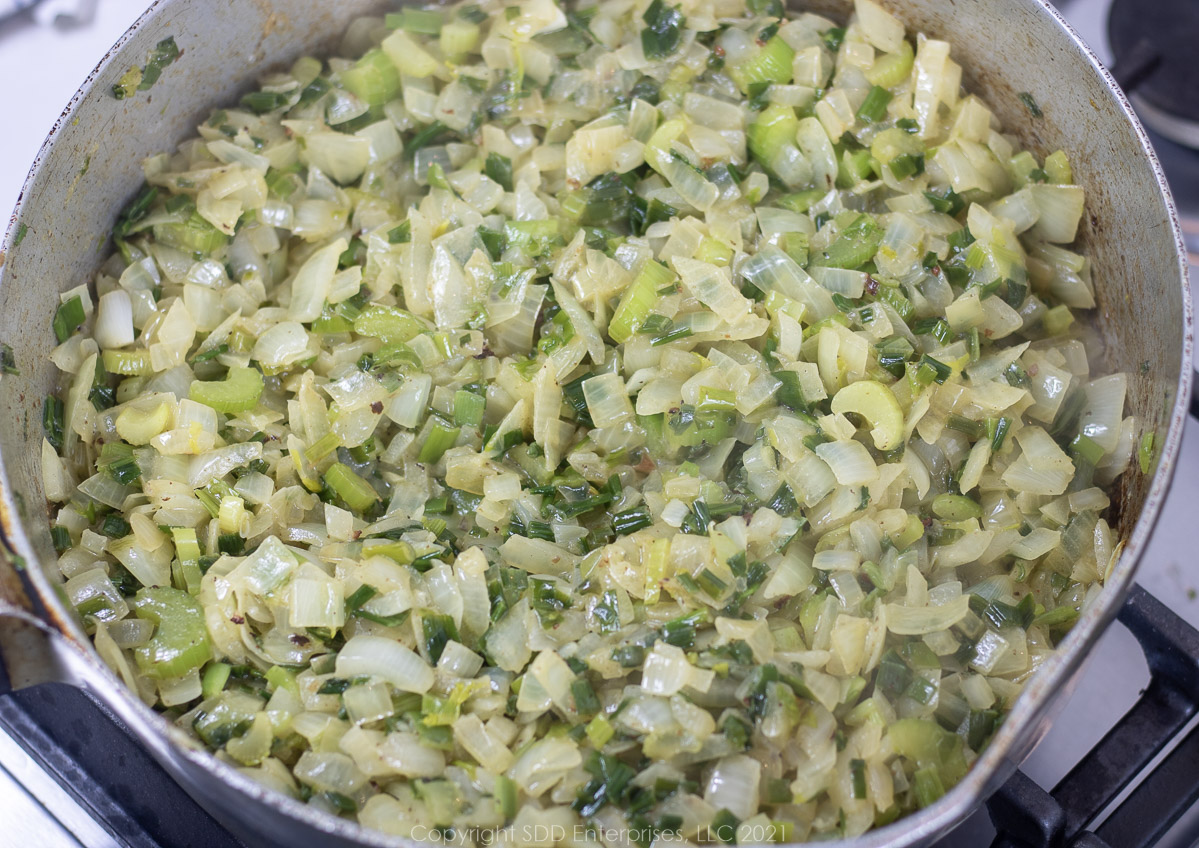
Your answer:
830,380 -> 904,451
748,105 -> 809,188
115,402 -> 172,446
189,366 -> 264,414
201,662 -> 231,700
865,38 -> 914,88
102,350 -> 154,376
324,462 -> 381,513
353,305 -> 426,344
608,260 -> 675,343
732,35 -> 795,92
340,49 -> 401,107
132,586 -> 213,679
440,19 -> 480,60
419,418 -> 461,463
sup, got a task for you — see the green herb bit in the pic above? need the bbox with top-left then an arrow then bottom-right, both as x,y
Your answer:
50,525 -> 72,553
324,463 -> 381,514
574,751 -> 636,817
138,37 -> 180,91
850,758 -> 868,799
612,505 -> 653,536
0,343 -> 16,377
1018,91 -> 1044,118
822,26 -> 846,52
1139,431 -> 1156,474
856,85 -> 893,123
405,120 -> 452,160
422,612 -> 460,663
238,89 -> 289,114
43,395 -> 64,451
924,186 -> 965,217
709,809 -> 740,844
192,344 -> 229,364
661,608 -> 709,648
484,152 -> 514,192
918,355 -> 953,385
612,644 -> 645,667
98,442 -> 141,485
388,220 -> 412,244
747,81 -> 772,112
53,295 -> 86,344
419,417 -> 461,463
641,0 -> 684,60
99,514 -> 132,538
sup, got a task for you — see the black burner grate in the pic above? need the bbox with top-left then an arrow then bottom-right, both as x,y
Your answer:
0,681 -> 245,848
982,585 -> 1199,848
1108,0 -> 1199,124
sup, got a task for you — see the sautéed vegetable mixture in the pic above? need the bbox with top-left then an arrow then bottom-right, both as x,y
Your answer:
42,0 -> 1137,841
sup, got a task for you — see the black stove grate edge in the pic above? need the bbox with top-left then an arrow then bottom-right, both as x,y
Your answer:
987,584 -> 1199,848
0,679 -> 246,848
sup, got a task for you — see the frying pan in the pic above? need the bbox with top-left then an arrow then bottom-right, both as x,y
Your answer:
0,0 -> 1191,845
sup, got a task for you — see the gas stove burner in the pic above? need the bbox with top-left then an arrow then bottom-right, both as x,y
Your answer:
1109,0 -> 1199,148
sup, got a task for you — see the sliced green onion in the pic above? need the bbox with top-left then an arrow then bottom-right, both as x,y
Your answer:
418,417 -> 461,464
608,260 -> 673,343
53,295 -> 86,343
856,85 -> 893,123
324,463 -> 381,513
641,0 -> 684,59
453,389 -> 486,428
484,152 -> 514,192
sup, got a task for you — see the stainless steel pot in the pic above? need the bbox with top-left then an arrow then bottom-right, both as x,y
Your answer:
0,0 -> 1190,845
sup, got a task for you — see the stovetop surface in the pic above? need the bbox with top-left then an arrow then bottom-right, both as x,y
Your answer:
2,0 -> 1198,846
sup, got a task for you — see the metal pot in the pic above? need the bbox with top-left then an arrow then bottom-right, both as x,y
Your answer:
0,0 -> 1190,845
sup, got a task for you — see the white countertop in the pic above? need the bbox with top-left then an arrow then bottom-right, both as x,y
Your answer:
1,0 -> 1197,845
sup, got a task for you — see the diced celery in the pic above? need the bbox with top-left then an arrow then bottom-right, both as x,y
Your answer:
340,49 -> 401,107
152,211 -> 229,255
171,527 -> 201,563
748,105 -> 808,187
732,36 -> 795,92
866,38 -> 914,88
418,417 -> 461,463
696,237 -> 734,267
870,126 -> 923,168
819,214 -> 882,269
189,366 -> 264,414
1044,150 -> 1073,184
353,305 -> 426,343
324,462 -> 381,513
453,390 -> 486,428
931,493 -> 983,521
1042,304 -> 1074,335
441,19 -> 480,60
381,29 -> 441,78
132,586 -> 213,679
888,717 -> 968,788
201,662 -> 231,700
102,350 -> 154,376
830,380 -> 904,450
305,431 -> 342,463
608,260 -> 674,343
494,774 -> 518,820
115,402 -> 172,445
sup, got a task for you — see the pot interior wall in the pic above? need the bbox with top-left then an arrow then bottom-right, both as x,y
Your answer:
0,0 -> 389,641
